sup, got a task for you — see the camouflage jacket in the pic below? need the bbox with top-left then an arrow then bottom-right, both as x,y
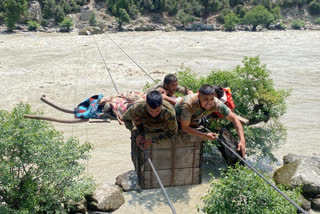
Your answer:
175,93 -> 230,125
122,100 -> 178,144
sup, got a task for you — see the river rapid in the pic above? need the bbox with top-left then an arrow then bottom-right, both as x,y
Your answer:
0,30 -> 319,213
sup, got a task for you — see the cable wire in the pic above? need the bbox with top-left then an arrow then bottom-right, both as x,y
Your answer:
104,33 -> 156,83
92,35 -> 119,94
141,147 -> 176,214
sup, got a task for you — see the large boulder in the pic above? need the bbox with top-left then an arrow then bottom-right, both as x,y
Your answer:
79,27 -> 104,35
312,197 -> 320,211
27,1 -> 41,22
274,154 -> 320,195
87,183 -> 125,212
115,170 -> 141,192
20,0 -> 41,23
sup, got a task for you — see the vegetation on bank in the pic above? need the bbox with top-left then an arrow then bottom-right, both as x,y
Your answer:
0,103 -> 94,213
201,163 -> 301,213
176,56 -> 290,161
0,0 -> 319,31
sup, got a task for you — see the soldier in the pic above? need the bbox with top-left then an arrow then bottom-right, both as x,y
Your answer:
145,74 -> 193,105
175,84 -> 246,157
122,90 -> 178,149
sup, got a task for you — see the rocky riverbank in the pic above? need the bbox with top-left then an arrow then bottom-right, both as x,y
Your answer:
1,0 -> 320,34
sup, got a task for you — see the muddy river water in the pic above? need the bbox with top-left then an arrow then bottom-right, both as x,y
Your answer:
0,30 -> 319,213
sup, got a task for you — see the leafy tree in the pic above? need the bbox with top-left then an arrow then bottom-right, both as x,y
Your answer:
117,8 -> 129,28
201,164 -> 301,214
4,0 -> 27,31
0,103 -> 94,212
244,4 -> 273,30
315,17 -> 320,24
223,12 -> 239,31
60,0 -> 71,14
176,56 -> 290,161
55,6 -> 65,22
42,0 -> 56,19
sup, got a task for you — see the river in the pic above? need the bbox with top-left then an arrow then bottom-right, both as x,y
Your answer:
0,30 -> 319,213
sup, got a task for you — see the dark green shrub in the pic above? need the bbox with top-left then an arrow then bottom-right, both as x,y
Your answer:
235,4 -> 246,18
224,12 -> 239,31
27,20 -> 40,31
40,19 -> 48,26
217,8 -> 233,23
243,4 -> 274,30
201,164 -> 301,214
176,57 -> 290,161
315,17 -> 320,24
0,103 -> 94,212
291,19 -> 305,29
89,12 -> 97,26
69,0 -> 79,12
117,8 -> 130,27
4,0 -> 28,31
309,0 -> 320,15
55,6 -> 65,22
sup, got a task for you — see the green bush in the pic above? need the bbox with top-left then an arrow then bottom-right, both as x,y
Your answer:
177,9 -> 195,26
309,0 -> 320,15
291,19 -> 305,29
244,4 -> 274,30
201,164 -> 301,214
276,21 -> 287,29
4,0 -> 28,31
0,103 -> 94,212
223,12 -> 239,31
217,8 -> 233,23
315,17 -> 320,24
27,20 -> 40,31
89,12 -> 97,26
176,56 -> 290,161
271,6 -> 282,21
59,17 -> 73,29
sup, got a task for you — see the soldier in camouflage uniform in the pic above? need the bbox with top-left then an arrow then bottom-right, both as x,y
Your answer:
175,84 -> 246,157
122,90 -> 178,149
145,74 -> 193,105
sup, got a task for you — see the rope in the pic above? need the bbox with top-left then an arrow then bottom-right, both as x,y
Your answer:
205,128 -> 309,214
92,35 -> 119,94
104,33 -> 156,83
140,147 -> 177,214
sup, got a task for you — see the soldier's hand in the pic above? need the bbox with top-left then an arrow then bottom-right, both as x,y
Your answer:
136,135 -> 144,147
205,132 -> 217,141
237,140 -> 246,158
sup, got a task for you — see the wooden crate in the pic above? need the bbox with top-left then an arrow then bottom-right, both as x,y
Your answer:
131,132 -> 204,189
